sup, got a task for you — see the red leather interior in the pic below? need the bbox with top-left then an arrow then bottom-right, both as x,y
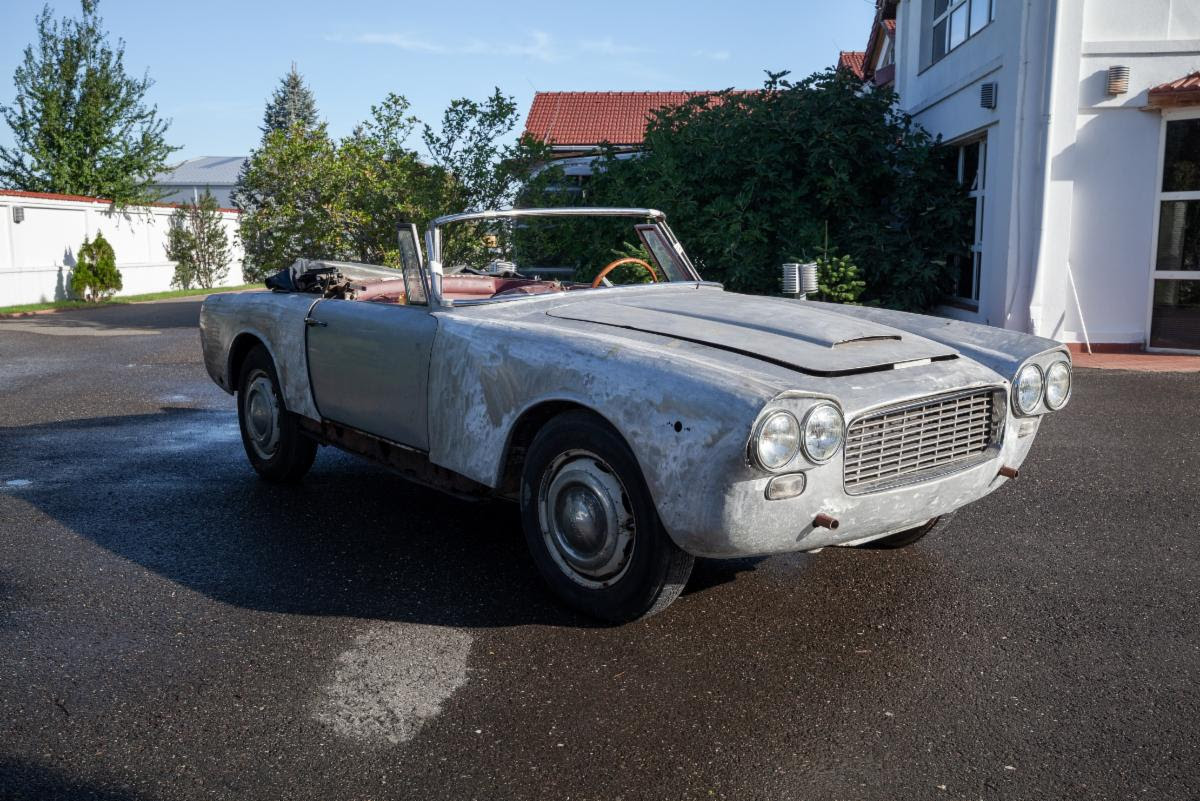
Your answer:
356,273 -> 569,304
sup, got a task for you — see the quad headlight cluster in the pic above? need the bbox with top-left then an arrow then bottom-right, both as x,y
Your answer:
1013,358 -> 1072,415
752,403 -> 845,471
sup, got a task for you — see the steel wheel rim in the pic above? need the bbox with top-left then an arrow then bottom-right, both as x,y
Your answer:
244,371 -> 281,460
537,449 -> 635,589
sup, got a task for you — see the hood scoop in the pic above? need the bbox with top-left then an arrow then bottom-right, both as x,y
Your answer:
547,294 -> 959,376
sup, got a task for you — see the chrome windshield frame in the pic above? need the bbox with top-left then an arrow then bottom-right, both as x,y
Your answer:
425,207 -> 702,307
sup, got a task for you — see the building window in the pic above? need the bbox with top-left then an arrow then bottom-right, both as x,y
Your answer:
930,0 -> 994,65
1149,116 -> 1200,350
948,135 -> 987,304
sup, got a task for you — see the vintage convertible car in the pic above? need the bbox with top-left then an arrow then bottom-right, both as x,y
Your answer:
200,207 -> 1071,622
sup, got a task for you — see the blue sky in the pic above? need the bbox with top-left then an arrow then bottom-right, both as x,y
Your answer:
1,0 -> 876,162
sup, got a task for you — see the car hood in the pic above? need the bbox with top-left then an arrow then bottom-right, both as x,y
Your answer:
546,290 -> 959,376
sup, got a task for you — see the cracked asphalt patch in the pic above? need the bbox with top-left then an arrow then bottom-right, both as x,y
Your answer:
1,299 -> 1198,800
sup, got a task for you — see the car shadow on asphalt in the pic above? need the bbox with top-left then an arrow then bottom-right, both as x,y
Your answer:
1,407 -> 762,630
0,758 -> 148,801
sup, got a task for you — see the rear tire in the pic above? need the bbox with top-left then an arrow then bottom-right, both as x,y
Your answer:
520,410 -> 694,623
236,344 -> 317,483
854,512 -> 957,550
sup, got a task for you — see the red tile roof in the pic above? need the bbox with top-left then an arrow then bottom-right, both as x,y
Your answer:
1148,71 -> 1200,107
838,51 -> 867,80
0,188 -> 239,214
883,19 -> 896,36
523,91 -> 732,147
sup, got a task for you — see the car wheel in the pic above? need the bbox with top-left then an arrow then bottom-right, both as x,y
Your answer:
236,344 -> 317,483
520,410 -> 694,623
853,512 -> 957,550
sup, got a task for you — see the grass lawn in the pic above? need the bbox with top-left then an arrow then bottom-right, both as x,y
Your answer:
0,283 -> 261,316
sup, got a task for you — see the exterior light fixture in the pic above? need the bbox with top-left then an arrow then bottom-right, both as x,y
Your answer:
12,206 -> 24,223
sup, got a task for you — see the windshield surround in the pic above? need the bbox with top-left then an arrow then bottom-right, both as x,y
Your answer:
425,207 -> 702,307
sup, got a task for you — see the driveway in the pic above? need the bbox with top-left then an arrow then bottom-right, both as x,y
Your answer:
1,300 -> 1197,800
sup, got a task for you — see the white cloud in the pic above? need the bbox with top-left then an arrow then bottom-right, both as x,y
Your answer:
351,30 -> 558,62
580,38 -> 649,56
693,49 -> 731,61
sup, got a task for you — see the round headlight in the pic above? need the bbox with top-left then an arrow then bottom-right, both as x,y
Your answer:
1013,363 -> 1044,415
1044,360 -> 1071,409
802,403 -> 845,463
753,410 -> 801,470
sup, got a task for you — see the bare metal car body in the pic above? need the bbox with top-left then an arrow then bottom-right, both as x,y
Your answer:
201,207 -> 1068,562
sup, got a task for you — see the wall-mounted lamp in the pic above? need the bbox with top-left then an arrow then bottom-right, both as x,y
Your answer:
1107,65 -> 1130,95
12,206 -> 24,223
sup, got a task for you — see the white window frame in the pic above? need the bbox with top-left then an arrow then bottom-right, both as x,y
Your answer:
948,133 -> 987,306
928,0 -> 995,67
1146,107 -> 1200,354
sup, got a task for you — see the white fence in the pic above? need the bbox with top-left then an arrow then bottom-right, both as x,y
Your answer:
0,190 -> 245,306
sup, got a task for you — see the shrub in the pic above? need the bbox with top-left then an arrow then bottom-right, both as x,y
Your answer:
166,190 -> 232,289
70,231 -> 121,300
523,70 -> 973,311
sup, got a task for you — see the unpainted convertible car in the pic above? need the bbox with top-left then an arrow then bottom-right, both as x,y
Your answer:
200,208 -> 1071,622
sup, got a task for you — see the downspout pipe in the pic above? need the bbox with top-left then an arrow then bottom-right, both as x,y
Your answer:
1025,0 -> 1063,337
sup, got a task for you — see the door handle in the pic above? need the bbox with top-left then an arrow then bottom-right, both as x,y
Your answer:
305,318 -> 327,328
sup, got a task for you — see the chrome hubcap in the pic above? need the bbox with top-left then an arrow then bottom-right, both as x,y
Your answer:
538,450 -> 635,588
244,371 -> 281,460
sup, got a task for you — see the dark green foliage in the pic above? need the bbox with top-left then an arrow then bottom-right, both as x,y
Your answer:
166,190 -> 232,289
524,70 -> 972,311
70,230 -> 121,299
0,0 -> 177,205
260,64 -> 319,139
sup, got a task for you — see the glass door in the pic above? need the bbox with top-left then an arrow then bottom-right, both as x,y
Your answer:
1149,113 -> 1200,351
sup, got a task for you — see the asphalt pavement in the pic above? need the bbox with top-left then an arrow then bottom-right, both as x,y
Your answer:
0,299 -> 1197,800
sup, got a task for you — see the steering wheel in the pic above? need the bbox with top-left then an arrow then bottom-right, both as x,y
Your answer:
590,257 -> 660,289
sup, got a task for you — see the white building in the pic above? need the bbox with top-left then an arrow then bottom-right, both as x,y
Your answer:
868,0 -> 1200,352
151,156 -> 246,208
0,190 -> 244,306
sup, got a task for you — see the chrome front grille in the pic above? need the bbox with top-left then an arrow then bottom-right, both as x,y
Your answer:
843,389 -> 1001,494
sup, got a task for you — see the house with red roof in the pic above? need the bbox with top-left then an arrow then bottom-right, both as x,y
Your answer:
845,0 -> 1200,353
522,90 -> 745,185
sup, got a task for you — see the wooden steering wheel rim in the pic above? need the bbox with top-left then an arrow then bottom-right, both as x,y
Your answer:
590,257 -> 659,289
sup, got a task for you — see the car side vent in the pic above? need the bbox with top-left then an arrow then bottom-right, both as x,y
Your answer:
980,82 -> 998,109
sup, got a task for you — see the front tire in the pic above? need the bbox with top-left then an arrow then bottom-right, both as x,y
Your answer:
520,410 -> 694,623
236,344 -> 317,483
853,512 -> 957,549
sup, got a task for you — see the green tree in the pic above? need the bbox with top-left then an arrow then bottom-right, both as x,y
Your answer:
233,123 -> 347,281
260,64 -> 319,139
527,70 -> 972,311
166,190 -> 232,289
0,0 -> 177,205
70,230 -> 121,300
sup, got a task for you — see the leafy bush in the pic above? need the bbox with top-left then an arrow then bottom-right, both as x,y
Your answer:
524,70 -> 972,311
166,190 -> 232,289
233,89 -> 548,281
70,231 -> 121,300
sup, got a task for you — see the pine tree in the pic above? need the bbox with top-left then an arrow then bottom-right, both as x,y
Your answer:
0,0 -> 177,205
166,190 -> 232,289
260,64 -> 319,138
71,231 -> 122,300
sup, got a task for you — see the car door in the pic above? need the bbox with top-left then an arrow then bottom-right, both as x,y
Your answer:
304,225 -> 437,449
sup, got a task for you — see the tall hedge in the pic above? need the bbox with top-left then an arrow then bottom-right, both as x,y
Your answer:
526,70 -> 972,311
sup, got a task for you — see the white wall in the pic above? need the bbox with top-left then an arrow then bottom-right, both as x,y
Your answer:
0,192 -> 245,306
